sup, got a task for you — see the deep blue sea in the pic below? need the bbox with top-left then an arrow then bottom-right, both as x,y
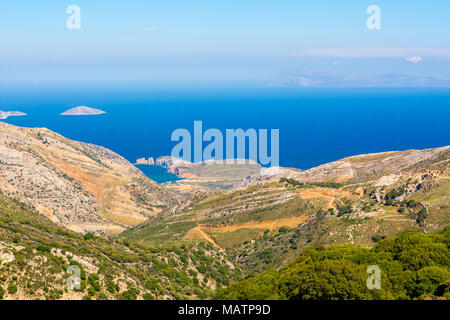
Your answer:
135,165 -> 182,183
1,86 -> 449,182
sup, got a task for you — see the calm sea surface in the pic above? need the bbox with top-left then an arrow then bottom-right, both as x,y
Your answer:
1,86 -> 449,182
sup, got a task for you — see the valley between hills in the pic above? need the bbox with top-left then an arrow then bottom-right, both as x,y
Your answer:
0,122 -> 449,300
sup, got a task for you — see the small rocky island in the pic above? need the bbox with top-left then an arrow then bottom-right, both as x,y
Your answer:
0,110 -> 27,120
60,106 -> 106,116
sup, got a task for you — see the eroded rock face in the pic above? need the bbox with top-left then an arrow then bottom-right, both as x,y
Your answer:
0,122 -> 181,235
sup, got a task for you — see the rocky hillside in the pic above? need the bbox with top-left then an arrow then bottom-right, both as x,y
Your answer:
125,146 -> 450,277
0,195 -> 239,300
0,123 -> 448,300
236,146 -> 450,188
0,123 -> 181,235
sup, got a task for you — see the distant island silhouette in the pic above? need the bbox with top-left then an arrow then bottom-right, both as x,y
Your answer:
60,106 -> 106,116
0,110 -> 27,120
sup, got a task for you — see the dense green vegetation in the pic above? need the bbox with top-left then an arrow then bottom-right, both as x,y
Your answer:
215,228 -> 450,300
280,178 -> 344,189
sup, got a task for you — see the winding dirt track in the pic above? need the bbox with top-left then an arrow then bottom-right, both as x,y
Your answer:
185,226 -> 223,249
299,188 -> 357,211
184,215 -> 308,249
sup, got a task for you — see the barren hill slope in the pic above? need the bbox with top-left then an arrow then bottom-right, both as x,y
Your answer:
0,123 -> 181,235
237,146 -> 450,188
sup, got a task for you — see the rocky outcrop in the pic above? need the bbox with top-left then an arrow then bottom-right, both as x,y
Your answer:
136,157 -> 155,165
156,156 -> 197,171
0,122 -> 181,235
171,167 -> 196,179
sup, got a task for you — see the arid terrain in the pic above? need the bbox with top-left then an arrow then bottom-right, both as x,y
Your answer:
0,123 -> 181,235
0,123 -> 449,300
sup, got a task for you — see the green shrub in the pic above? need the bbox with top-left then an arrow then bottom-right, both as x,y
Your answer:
107,280 -> 117,293
7,283 -> 18,294
83,232 -> 95,241
258,248 -> 273,264
143,293 -> 154,300
97,292 -> 108,300
371,235 -> 386,243
88,274 -> 101,291
36,244 -> 51,253
87,286 -> 96,296
406,266 -> 450,298
216,228 -> 450,300
120,288 -> 140,300
278,227 -> 289,234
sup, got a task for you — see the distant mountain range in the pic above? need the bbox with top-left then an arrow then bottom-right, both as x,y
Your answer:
265,71 -> 450,87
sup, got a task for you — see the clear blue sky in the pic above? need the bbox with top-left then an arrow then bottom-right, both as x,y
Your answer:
1,0 -> 450,84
